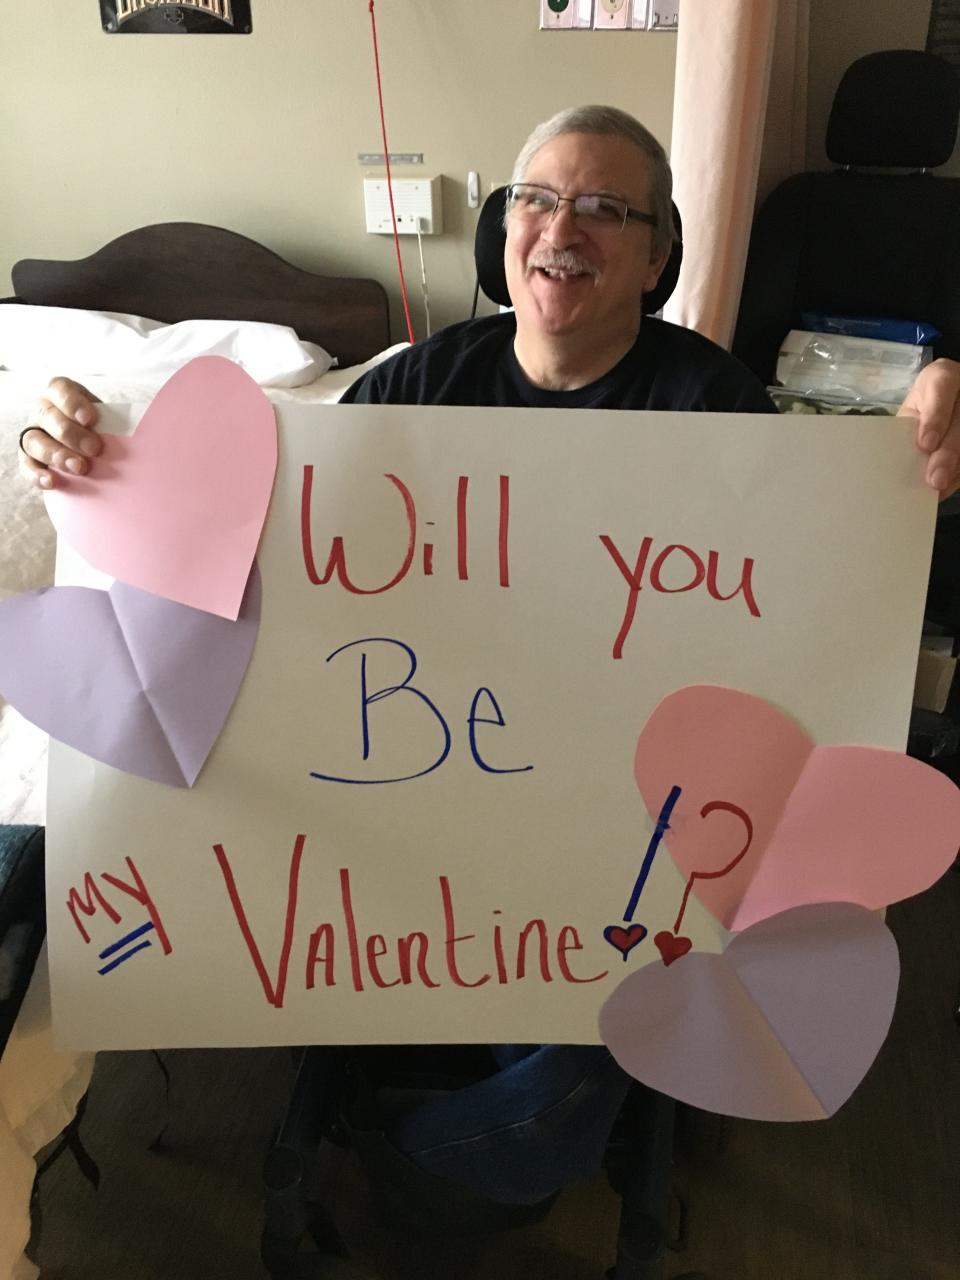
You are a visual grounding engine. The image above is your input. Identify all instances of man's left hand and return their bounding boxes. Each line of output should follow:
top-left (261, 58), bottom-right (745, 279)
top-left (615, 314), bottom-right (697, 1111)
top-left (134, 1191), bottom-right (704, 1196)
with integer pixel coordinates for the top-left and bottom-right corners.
top-left (899, 358), bottom-right (960, 501)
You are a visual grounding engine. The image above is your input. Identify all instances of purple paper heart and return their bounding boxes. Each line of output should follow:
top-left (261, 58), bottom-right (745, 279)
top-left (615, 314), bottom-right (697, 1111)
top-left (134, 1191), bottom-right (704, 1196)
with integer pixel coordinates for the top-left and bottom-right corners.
top-left (598, 902), bottom-right (899, 1121)
top-left (0, 566), bottom-right (261, 787)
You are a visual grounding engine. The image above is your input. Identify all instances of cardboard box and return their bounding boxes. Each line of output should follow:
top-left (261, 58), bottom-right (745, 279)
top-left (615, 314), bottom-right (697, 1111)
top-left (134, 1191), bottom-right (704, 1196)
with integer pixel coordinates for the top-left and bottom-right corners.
top-left (913, 648), bottom-right (959, 714)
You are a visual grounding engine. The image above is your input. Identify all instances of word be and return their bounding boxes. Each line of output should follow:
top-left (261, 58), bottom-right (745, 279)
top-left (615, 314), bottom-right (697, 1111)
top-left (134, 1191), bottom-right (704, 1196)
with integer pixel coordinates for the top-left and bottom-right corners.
top-left (600, 535), bottom-right (761, 659)
top-left (301, 470), bottom-right (511, 592)
top-left (311, 637), bottom-right (533, 784)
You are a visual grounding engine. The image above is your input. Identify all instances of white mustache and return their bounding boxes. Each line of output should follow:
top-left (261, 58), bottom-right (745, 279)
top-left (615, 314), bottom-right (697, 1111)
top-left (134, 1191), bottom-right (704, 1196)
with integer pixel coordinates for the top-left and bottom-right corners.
top-left (527, 250), bottom-right (600, 281)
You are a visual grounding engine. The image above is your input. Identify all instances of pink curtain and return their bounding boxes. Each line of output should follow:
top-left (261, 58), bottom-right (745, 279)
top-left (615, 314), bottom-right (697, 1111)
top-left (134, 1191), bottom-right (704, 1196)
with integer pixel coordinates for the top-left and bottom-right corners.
top-left (663, 0), bottom-right (810, 348)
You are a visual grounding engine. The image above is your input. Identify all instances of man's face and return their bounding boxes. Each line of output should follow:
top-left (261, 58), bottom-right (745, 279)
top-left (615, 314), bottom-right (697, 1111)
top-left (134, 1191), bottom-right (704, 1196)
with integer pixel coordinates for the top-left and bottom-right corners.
top-left (504, 131), bottom-right (669, 345)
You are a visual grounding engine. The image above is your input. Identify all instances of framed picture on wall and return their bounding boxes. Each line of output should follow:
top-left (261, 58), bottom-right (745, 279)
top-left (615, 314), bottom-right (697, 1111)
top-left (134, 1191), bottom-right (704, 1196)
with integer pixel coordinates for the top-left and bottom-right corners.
top-left (540, 0), bottom-right (577, 29)
top-left (99, 1), bottom-right (252, 34)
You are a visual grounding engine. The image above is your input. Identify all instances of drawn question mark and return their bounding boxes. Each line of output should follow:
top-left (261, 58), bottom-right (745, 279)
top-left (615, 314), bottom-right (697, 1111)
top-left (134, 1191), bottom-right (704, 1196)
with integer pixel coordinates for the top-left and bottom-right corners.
top-left (604, 788), bottom-right (754, 965)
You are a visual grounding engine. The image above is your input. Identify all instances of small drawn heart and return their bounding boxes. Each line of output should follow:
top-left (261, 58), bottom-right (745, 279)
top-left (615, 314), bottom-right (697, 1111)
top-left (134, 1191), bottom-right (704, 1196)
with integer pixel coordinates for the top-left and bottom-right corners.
top-left (654, 931), bottom-right (692, 966)
top-left (44, 356), bottom-right (277, 620)
top-left (603, 923), bottom-right (648, 960)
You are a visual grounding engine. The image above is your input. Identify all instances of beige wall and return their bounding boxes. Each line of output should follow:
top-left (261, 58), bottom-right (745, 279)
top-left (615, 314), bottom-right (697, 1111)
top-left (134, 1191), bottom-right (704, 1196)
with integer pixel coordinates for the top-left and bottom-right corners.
top-left (806, 0), bottom-right (959, 176)
top-left (0, 1), bottom-right (677, 343)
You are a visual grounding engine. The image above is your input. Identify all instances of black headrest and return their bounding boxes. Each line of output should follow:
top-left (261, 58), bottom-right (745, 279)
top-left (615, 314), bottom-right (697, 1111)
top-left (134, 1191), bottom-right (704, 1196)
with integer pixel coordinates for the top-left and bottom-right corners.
top-left (826, 50), bottom-right (960, 168)
top-left (474, 185), bottom-right (683, 316)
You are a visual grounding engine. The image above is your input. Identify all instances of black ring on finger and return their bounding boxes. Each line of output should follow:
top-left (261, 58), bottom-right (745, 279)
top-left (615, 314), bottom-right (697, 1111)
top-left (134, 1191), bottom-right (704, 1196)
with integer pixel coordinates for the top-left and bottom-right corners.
top-left (18, 427), bottom-right (37, 456)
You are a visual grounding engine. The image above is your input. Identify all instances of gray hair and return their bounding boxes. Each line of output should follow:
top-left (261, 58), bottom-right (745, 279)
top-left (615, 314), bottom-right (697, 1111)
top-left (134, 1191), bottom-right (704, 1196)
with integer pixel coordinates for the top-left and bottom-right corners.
top-left (509, 105), bottom-right (676, 255)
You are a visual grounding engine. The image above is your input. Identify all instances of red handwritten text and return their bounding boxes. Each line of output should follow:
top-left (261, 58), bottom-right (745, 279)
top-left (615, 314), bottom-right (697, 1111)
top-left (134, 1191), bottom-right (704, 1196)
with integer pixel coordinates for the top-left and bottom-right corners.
top-left (600, 535), bottom-right (761, 659)
top-left (213, 835), bottom-right (608, 1008)
top-left (66, 856), bottom-right (171, 953)
top-left (301, 470), bottom-right (511, 592)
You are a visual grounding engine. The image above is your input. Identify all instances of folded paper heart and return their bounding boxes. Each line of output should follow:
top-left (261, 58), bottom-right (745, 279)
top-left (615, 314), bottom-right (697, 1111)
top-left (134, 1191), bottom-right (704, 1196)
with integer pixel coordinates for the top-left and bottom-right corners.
top-left (599, 902), bottom-right (899, 1121)
top-left (44, 356), bottom-right (278, 620)
top-left (0, 566), bottom-right (261, 787)
top-left (634, 685), bottom-right (960, 931)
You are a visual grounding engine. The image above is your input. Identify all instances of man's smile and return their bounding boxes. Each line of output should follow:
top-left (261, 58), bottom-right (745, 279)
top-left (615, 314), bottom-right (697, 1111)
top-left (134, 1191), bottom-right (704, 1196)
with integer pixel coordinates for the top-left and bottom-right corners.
top-left (527, 249), bottom-right (600, 286)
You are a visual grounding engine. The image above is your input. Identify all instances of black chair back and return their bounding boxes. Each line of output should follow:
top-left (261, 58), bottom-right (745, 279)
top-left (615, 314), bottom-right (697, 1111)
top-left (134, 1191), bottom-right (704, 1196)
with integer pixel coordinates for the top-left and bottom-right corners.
top-left (733, 50), bottom-right (960, 385)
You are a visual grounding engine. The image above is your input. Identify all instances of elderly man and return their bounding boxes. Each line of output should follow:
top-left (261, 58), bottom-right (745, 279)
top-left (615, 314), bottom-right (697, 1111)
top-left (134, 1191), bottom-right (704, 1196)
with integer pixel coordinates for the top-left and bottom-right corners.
top-left (14, 105), bottom-right (960, 1224)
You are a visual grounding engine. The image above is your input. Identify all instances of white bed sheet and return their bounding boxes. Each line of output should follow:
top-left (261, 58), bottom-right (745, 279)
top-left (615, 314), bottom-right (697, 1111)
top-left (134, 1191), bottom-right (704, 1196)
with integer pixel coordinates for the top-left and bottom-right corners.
top-left (0, 344), bottom-right (408, 827)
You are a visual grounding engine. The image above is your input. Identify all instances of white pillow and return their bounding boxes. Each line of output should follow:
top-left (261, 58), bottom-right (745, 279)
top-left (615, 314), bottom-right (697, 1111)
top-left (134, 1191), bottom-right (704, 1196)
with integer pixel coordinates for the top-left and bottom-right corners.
top-left (266, 343), bottom-right (411, 405)
top-left (0, 305), bottom-right (334, 388)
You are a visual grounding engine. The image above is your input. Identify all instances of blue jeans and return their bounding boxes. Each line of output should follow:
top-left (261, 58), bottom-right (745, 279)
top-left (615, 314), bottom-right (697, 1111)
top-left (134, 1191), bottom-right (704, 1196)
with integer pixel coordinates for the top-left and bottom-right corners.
top-left (387, 1045), bottom-right (633, 1205)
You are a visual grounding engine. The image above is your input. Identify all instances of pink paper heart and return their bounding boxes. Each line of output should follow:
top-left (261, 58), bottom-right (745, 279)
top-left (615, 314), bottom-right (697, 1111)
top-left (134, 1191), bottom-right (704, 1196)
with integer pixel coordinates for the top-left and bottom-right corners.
top-left (633, 685), bottom-right (960, 931)
top-left (44, 356), bottom-right (277, 620)
top-left (599, 902), bottom-right (899, 1121)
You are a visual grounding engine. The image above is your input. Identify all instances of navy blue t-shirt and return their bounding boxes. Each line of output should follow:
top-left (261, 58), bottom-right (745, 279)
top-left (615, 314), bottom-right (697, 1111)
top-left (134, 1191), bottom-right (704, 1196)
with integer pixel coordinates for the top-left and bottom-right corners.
top-left (342, 313), bottom-right (775, 414)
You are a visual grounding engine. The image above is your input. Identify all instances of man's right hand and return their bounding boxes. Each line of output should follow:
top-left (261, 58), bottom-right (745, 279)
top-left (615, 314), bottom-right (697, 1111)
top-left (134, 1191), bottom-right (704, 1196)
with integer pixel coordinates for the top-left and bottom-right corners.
top-left (18, 378), bottom-right (102, 490)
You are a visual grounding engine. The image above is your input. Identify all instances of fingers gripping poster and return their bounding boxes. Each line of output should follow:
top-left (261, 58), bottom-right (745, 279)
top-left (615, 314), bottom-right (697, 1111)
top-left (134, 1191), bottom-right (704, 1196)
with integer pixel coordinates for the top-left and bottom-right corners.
top-left (31, 365), bottom-right (960, 1117)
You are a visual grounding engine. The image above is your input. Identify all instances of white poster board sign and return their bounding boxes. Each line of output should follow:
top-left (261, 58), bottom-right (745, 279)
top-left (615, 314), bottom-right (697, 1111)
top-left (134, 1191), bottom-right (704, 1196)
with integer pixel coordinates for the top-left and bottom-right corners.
top-left (46, 404), bottom-right (933, 1049)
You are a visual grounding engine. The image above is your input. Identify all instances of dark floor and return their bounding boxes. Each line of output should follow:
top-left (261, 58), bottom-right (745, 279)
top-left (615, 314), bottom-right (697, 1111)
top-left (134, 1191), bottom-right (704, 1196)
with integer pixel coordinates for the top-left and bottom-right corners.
top-left (28, 865), bottom-right (960, 1280)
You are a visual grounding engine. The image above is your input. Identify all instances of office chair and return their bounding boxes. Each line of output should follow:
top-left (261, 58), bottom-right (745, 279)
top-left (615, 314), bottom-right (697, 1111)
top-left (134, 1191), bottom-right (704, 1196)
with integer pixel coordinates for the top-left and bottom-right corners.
top-left (732, 48), bottom-right (960, 386)
top-left (260, 1043), bottom-right (705, 1280)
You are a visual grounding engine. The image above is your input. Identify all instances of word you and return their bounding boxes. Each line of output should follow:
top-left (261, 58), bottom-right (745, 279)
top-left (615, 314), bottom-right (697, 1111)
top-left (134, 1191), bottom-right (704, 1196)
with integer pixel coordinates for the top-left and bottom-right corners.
top-left (600, 535), bottom-right (761, 659)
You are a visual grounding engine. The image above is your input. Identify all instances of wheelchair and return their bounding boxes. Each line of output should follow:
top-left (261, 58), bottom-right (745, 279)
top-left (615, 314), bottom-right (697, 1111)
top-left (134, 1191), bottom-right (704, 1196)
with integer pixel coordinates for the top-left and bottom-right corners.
top-left (260, 1044), bottom-right (715, 1280)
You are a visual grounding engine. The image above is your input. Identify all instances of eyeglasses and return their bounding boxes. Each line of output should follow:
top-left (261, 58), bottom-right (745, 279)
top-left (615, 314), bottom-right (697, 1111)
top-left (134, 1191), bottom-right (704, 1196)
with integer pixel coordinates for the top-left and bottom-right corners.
top-left (505, 182), bottom-right (657, 233)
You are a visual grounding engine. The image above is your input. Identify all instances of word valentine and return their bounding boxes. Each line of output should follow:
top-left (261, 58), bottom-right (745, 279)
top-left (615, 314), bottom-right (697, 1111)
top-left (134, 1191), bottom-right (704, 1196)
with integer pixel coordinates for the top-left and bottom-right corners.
top-left (214, 835), bottom-right (609, 1008)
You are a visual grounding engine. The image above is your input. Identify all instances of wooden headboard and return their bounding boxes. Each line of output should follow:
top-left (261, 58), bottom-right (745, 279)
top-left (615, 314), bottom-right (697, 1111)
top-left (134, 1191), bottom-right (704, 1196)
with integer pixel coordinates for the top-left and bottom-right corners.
top-left (12, 223), bottom-right (391, 369)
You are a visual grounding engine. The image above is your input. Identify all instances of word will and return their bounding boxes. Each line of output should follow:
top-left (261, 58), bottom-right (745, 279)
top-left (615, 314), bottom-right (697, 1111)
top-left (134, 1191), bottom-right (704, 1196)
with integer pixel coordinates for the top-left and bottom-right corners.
top-left (301, 470), bottom-right (511, 592)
